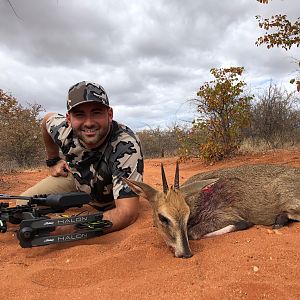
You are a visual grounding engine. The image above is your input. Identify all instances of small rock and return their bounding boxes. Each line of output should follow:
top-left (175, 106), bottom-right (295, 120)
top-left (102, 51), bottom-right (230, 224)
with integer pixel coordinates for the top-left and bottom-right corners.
top-left (253, 266), bottom-right (259, 272)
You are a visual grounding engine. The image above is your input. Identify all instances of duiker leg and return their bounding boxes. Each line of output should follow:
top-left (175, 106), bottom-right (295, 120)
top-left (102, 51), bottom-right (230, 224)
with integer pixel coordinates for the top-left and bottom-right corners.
top-left (287, 212), bottom-right (300, 222)
top-left (273, 213), bottom-right (290, 229)
top-left (189, 220), bottom-right (254, 239)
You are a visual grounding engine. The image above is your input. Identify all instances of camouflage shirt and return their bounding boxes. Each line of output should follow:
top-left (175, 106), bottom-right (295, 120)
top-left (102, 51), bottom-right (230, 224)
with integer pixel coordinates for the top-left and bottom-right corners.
top-left (46, 114), bottom-right (144, 211)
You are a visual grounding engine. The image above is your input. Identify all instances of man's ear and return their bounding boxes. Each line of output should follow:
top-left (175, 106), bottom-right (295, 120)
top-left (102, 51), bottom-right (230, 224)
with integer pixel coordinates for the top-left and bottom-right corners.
top-left (122, 178), bottom-right (159, 204)
top-left (108, 107), bottom-right (113, 122)
top-left (66, 112), bottom-right (71, 127)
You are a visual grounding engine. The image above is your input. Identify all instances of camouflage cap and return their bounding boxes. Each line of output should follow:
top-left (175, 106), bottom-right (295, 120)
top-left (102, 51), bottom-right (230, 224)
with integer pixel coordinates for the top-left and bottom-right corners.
top-left (67, 81), bottom-right (110, 111)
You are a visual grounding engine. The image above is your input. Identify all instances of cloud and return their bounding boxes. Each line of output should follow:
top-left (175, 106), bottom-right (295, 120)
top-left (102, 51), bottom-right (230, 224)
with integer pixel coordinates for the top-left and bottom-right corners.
top-left (0, 0), bottom-right (299, 130)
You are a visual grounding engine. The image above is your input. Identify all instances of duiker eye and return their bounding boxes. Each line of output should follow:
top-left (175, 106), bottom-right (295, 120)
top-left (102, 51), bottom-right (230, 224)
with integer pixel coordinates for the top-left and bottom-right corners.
top-left (158, 213), bottom-right (170, 226)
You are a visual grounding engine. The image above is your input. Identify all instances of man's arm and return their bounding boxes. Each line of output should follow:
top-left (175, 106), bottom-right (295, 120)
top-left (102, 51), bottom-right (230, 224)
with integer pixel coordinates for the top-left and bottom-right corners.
top-left (41, 113), bottom-right (70, 177)
top-left (53, 196), bottom-right (139, 236)
top-left (103, 196), bottom-right (139, 233)
top-left (41, 112), bottom-right (60, 158)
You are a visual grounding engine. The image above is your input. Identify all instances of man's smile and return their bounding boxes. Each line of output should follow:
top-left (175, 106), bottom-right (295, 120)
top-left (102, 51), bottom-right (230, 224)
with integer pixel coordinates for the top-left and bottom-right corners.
top-left (82, 128), bottom-right (98, 132)
top-left (82, 128), bottom-right (98, 136)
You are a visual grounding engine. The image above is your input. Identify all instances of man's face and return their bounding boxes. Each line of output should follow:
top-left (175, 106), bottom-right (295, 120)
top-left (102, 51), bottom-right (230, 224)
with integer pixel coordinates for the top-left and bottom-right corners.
top-left (66, 102), bottom-right (113, 149)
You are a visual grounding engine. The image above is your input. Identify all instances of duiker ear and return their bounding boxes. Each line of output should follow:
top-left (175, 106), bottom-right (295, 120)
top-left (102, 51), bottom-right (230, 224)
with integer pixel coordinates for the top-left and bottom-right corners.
top-left (122, 178), bottom-right (160, 204)
top-left (181, 178), bottom-right (219, 195)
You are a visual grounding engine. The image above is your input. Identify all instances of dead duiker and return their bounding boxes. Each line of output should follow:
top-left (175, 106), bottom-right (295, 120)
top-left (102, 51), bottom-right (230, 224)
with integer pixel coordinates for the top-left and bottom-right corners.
top-left (124, 163), bottom-right (300, 258)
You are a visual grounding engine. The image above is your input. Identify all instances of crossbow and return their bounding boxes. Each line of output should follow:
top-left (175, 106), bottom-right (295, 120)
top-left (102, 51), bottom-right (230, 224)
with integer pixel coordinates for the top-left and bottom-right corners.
top-left (0, 192), bottom-right (112, 248)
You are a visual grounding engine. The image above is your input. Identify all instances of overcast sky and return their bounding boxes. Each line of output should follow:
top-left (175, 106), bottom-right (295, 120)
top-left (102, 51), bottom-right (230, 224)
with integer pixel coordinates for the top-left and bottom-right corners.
top-left (0, 0), bottom-right (299, 130)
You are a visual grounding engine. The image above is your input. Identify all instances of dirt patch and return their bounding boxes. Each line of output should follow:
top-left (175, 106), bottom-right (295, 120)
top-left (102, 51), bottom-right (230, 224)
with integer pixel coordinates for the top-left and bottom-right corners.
top-left (0, 149), bottom-right (300, 299)
top-left (0, 177), bottom-right (11, 190)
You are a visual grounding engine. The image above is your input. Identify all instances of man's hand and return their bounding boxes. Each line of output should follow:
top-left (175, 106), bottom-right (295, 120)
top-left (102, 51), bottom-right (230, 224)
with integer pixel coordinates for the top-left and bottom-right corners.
top-left (42, 113), bottom-right (70, 178)
top-left (49, 159), bottom-right (70, 177)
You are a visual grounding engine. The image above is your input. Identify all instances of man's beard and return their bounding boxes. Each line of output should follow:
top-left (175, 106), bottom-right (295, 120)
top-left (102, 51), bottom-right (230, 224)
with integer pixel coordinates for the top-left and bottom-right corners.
top-left (74, 122), bottom-right (111, 148)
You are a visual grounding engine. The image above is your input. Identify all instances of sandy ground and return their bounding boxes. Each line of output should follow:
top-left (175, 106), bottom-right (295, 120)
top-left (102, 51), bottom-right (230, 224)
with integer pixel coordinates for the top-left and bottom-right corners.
top-left (0, 149), bottom-right (300, 299)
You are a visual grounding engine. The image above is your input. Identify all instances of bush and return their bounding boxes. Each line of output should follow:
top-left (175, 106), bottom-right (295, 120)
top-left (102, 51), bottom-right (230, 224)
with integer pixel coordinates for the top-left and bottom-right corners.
top-left (0, 89), bottom-right (45, 171)
top-left (244, 83), bottom-right (300, 148)
top-left (137, 125), bottom-right (180, 158)
top-left (194, 67), bottom-right (252, 162)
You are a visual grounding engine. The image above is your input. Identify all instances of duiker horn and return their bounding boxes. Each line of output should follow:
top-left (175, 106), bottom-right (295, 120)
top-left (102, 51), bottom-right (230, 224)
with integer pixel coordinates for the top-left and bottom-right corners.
top-left (174, 160), bottom-right (179, 190)
top-left (161, 163), bottom-right (168, 194)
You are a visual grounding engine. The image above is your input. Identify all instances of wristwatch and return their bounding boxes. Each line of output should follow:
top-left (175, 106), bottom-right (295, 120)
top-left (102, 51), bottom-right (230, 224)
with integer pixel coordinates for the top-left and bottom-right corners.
top-left (46, 156), bottom-right (61, 167)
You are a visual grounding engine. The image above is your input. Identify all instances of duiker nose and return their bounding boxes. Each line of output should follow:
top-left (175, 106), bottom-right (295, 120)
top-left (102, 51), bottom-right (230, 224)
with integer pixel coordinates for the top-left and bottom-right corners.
top-left (182, 252), bottom-right (193, 259)
top-left (176, 251), bottom-right (193, 259)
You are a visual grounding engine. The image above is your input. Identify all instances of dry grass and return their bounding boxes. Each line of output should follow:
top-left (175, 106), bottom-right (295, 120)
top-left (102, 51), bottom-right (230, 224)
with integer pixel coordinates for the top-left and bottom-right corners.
top-left (239, 138), bottom-right (300, 155)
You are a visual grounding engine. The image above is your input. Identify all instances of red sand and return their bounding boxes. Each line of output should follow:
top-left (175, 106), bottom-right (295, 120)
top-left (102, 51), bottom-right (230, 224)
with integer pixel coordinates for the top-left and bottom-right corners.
top-left (0, 149), bottom-right (300, 299)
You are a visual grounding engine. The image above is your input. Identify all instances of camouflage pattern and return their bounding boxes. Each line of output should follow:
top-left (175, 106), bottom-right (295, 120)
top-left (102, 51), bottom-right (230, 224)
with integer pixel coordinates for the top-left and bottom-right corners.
top-left (46, 114), bottom-right (144, 211)
top-left (67, 81), bottom-right (109, 111)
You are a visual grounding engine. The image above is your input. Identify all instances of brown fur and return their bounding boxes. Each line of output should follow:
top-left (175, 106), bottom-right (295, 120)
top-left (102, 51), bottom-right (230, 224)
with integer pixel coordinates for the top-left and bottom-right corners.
top-left (123, 164), bottom-right (300, 258)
